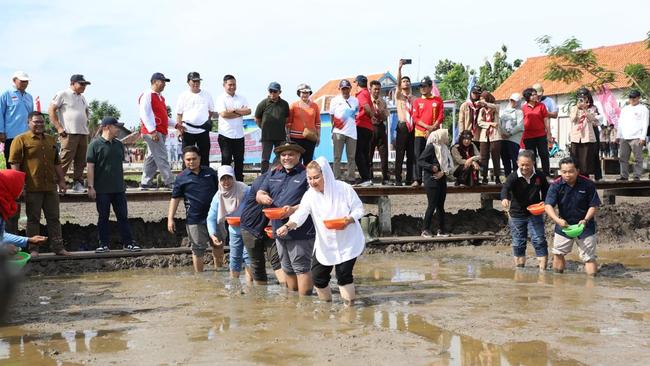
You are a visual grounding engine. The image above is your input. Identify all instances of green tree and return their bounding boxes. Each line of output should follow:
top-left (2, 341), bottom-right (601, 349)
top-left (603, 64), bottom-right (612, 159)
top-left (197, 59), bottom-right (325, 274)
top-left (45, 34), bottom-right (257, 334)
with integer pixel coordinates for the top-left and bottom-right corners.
top-left (435, 60), bottom-right (473, 101)
top-left (536, 34), bottom-right (649, 97)
top-left (88, 100), bottom-right (121, 136)
top-left (477, 45), bottom-right (522, 92)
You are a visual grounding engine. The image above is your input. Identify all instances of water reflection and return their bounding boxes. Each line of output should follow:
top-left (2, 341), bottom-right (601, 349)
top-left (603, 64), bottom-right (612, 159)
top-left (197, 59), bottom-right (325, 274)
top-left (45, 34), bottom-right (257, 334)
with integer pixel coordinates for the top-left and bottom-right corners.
top-left (0, 328), bottom-right (130, 364)
top-left (355, 308), bottom-right (583, 366)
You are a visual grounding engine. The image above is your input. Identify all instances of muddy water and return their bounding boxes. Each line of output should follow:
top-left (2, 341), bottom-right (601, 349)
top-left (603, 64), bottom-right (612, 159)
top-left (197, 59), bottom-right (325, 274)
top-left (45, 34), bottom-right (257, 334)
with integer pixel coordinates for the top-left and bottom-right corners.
top-left (1, 250), bottom-right (649, 365)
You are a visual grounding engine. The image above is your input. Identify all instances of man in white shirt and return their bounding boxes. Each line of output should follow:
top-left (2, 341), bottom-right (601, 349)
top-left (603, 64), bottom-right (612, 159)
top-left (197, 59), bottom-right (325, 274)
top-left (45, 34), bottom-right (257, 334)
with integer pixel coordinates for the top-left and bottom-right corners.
top-left (616, 89), bottom-right (649, 181)
top-left (175, 72), bottom-right (214, 167)
top-left (48, 74), bottom-right (91, 193)
top-left (329, 79), bottom-right (359, 182)
top-left (215, 74), bottom-right (251, 181)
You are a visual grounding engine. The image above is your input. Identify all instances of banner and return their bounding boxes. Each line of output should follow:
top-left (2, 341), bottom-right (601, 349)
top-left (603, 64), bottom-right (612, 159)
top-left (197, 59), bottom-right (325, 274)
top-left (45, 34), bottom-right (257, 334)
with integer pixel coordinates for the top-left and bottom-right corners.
top-left (595, 86), bottom-right (621, 126)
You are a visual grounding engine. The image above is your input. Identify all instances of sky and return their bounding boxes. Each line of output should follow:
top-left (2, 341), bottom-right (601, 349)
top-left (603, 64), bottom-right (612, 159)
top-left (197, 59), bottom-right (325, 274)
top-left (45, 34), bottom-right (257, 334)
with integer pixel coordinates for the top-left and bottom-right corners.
top-left (1, 0), bottom-right (648, 128)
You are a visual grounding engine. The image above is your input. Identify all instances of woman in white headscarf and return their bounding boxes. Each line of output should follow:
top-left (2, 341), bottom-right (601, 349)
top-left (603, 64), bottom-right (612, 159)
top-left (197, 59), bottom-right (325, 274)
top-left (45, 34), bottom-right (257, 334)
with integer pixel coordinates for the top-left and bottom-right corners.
top-left (276, 156), bottom-right (365, 304)
top-left (207, 165), bottom-right (252, 280)
top-left (418, 129), bottom-right (454, 238)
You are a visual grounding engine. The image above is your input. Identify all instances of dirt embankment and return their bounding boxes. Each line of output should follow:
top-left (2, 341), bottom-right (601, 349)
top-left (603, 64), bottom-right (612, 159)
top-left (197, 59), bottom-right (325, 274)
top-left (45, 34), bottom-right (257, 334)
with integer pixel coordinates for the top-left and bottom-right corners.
top-left (19, 202), bottom-right (650, 275)
top-left (381, 202), bottom-right (650, 251)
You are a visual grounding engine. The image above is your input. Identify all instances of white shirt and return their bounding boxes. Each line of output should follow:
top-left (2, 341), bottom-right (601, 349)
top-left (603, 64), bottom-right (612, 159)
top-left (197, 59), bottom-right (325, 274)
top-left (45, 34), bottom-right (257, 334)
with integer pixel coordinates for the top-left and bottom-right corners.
top-left (289, 157), bottom-right (365, 266)
top-left (617, 103), bottom-right (649, 140)
top-left (176, 89), bottom-right (214, 134)
top-left (51, 88), bottom-right (89, 134)
top-left (329, 95), bottom-right (359, 139)
top-left (215, 93), bottom-right (248, 139)
top-left (139, 89), bottom-right (175, 134)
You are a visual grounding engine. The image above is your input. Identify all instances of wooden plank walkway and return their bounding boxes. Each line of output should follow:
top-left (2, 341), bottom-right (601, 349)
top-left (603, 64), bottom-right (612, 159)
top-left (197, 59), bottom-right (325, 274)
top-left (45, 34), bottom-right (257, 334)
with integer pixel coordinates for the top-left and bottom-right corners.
top-left (53, 179), bottom-right (650, 203)
top-left (369, 234), bottom-right (496, 245)
top-left (28, 234), bottom-right (496, 263)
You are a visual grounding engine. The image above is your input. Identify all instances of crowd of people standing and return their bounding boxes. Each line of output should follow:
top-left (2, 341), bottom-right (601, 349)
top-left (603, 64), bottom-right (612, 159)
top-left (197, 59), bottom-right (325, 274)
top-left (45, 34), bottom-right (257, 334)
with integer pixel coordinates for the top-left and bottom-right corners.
top-left (0, 62), bottom-right (648, 286)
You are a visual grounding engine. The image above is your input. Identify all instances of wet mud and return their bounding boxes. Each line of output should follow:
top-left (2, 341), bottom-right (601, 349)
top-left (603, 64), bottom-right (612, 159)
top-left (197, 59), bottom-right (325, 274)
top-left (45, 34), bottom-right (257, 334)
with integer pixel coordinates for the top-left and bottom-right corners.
top-left (2, 251), bottom-right (650, 365)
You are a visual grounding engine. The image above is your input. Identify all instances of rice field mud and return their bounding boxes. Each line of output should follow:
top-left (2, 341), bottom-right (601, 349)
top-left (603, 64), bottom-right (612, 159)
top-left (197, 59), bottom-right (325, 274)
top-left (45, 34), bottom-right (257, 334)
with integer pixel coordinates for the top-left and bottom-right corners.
top-left (1, 194), bottom-right (649, 365)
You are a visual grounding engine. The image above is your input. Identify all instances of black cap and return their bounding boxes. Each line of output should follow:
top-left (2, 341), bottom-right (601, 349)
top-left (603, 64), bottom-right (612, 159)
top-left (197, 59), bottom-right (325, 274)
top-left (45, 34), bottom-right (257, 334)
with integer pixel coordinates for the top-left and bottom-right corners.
top-left (339, 79), bottom-right (352, 89)
top-left (471, 85), bottom-right (482, 94)
top-left (151, 72), bottom-right (170, 82)
top-left (576, 87), bottom-right (590, 97)
top-left (355, 75), bottom-right (368, 84)
top-left (100, 116), bottom-right (124, 127)
top-left (274, 141), bottom-right (306, 154)
top-left (187, 72), bottom-right (202, 82)
top-left (628, 89), bottom-right (641, 98)
top-left (268, 81), bottom-right (281, 91)
top-left (420, 76), bottom-right (433, 87)
top-left (70, 74), bottom-right (91, 85)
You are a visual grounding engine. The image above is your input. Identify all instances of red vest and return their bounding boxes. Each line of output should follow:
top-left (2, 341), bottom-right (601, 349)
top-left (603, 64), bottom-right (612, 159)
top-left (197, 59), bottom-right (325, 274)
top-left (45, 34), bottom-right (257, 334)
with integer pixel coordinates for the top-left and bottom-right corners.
top-left (139, 92), bottom-right (169, 135)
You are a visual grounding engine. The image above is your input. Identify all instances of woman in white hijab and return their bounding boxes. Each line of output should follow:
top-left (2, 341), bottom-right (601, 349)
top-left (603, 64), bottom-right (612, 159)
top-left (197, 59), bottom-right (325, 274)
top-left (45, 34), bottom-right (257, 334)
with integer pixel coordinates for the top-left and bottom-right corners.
top-left (418, 129), bottom-right (454, 238)
top-left (276, 156), bottom-right (365, 304)
top-left (207, 165), bottom-right (252, 280)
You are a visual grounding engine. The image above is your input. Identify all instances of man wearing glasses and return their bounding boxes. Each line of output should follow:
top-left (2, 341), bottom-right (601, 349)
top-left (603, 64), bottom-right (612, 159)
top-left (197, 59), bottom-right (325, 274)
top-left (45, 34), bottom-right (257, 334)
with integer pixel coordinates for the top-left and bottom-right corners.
top-left (255, 82), bottom-right (290, 173)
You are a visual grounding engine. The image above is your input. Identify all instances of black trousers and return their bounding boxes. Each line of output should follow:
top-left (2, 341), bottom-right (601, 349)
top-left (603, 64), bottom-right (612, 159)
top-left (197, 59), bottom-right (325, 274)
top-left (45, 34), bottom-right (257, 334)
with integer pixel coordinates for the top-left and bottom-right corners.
top-left (500, 140), bottom-right (519, 176)
top-left (241, 229), bottom-right (281, 282)
top-left (182, 130), bottom-right (210, 167)
top-left (414, 136), bottom-right (427, 183)
top-left (423, 177), bottom-right (447, 233)
top-left (593, 125), bottom-right (603, 180)
top-left (294, 138), bottom-right (317, 165)
top-left (355, 127), bottom-right (373, 181)
top-left (394, 122), bottom-right (415, 184)
top-left (3, 138), bottom-right (13, 163)
top-left (261, 139), bottom-right (285, 173)
top-left (311, 256), bottom-right (357, 288)
top-left (217, 135), bottom-right (245, 181)
top-left (369, 123), bottom-right (389, 181)
top-left (523, 136), bottom-right (550, 176)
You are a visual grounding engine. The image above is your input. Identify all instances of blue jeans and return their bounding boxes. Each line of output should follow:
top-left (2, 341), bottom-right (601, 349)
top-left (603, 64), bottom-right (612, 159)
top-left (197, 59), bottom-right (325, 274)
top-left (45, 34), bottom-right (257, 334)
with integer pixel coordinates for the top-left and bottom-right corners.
top-left (509, 215), bottom-right (547, 257)
top-left (228, 226), bottom-right (251, 272)
top-left (96, 192), bottom-right (133, 246)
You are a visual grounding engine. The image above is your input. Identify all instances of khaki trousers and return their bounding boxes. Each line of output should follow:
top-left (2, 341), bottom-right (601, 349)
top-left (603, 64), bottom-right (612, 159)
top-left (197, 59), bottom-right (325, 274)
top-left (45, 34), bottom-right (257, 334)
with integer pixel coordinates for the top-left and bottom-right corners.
top-left (60, 134), bottom-right (88, 183)
top-left (332, 133), bottom-right (357, 182)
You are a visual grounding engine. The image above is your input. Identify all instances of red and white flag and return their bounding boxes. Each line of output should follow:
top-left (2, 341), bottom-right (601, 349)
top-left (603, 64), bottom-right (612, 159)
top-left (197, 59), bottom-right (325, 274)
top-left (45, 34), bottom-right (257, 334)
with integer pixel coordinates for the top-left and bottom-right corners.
top-left (35, 96), bottom-right (41, 112)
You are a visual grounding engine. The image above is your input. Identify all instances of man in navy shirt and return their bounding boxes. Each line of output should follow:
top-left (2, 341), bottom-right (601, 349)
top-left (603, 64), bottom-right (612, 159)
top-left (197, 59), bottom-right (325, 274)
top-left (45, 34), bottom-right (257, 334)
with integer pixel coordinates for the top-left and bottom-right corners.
top-left (167, 146), bottom-right (219, 272)
top-left (545, 157), bottom-right (601, 275)
top-left (256, 141), bottom-right (315, 295)
top-left (240, 165), bottom-right (284, 285)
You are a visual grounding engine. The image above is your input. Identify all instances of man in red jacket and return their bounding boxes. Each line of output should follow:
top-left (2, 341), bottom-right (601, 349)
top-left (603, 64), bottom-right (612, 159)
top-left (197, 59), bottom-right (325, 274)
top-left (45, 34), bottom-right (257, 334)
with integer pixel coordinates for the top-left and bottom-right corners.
top-left (412, 76), bottom-right (444, 186)
top-left (139, 73), bottom-right (176, 189)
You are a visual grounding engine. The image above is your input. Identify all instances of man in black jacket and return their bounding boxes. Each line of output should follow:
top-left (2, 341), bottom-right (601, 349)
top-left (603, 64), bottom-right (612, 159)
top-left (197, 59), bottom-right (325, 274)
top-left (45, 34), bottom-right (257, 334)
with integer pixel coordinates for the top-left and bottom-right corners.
top-left (500, 150), bottom-right (550, 269)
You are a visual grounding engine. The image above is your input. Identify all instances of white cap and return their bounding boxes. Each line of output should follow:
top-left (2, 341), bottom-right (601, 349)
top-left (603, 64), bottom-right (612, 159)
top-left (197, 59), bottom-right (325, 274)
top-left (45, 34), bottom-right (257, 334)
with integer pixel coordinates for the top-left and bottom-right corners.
top-left (217, 165), bottom-right (235, 180)
top-left (12, 71), bottom-right (30, 81)
top-left (509, 92), bottom-right (522, 102)
top-left (532, 83), bottom-right (543, 94)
